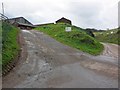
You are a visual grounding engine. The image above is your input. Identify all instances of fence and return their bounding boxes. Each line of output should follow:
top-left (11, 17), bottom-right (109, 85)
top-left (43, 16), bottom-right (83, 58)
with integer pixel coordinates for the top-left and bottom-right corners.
top-left (0, 13), bottom-right (9, 23)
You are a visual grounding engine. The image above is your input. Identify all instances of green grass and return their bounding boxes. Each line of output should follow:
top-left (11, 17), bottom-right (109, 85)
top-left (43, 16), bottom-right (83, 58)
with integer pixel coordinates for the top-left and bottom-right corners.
top-left (94, 28), bottom-right (119, 45)
top-left (0, 21), bottom-right (2, 72)
top-left (35, 23), bottom-right (103, 55)
top-left (2, 22), bottom-right (20, 68)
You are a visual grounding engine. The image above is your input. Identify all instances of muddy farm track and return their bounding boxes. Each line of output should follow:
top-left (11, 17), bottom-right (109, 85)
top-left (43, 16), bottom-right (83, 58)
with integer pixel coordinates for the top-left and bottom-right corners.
top-left (2, 30), bottom-right (118, 88)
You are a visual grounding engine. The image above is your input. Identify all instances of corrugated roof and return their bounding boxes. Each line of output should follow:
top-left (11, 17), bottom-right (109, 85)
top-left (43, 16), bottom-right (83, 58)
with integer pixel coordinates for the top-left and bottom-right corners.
top-left (8, 17), bottom-right (33, 25)
top-left (17, 22), bottom-right (35, 27)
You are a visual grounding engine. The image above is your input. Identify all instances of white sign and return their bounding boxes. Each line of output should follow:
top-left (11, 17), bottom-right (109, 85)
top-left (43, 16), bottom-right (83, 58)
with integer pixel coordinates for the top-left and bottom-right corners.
top-left (65, 27), bottom-right (71, 32)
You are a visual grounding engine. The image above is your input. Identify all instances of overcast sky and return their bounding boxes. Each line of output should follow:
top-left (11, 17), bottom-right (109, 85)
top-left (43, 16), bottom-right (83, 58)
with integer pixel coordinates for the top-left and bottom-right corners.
top-left (0, 0), bottom-right (119, 30)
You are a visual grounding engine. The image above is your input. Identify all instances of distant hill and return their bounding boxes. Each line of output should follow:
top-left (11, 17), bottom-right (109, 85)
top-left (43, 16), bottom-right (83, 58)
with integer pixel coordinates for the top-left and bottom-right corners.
top-left (94, 28), bottom-right (119, 45)
top-left (35, 23), bottom-right (103, 55)
top-left (85, 28), bottom-right (105, 32)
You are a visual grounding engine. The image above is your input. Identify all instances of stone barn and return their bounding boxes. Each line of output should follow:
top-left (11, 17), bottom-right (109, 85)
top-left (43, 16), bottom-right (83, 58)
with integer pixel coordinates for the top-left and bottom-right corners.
top-left (56, 17), bottom-right (72, 25)
top-left (8, 17), bottom-right (35, 30)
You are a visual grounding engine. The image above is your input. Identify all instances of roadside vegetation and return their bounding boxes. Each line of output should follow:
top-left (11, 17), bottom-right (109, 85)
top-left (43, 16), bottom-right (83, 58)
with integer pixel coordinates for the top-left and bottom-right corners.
top-left (94, 28), bottom-right (120, 45)
top-left (0, 21), bottom-right (2, 72)
top-left (35, 23), bottom-right (103, 55)
top-left (2, 22), bottom-right (20, 69)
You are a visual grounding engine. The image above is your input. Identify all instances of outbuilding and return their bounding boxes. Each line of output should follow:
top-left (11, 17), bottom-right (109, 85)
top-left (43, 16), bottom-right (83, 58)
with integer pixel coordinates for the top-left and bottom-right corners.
top-left (56, 17), bottom-right (72, 25)
top-left (8, 17), bottom-right (35, 30)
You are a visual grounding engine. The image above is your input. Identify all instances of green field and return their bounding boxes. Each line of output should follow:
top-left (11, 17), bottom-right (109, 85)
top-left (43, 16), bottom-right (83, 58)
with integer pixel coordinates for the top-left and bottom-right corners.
top-left (35, 23), bottom-right (103, 55)
top-left (94, 28), bottom-right (119, 45)
top-left (2, 22), bottom-right (20, 69)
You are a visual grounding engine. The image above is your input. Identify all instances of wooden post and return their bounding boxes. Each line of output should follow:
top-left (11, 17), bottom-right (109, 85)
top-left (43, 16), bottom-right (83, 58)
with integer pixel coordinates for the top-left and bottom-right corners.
top-left (2, 2), bottom-right (4, 15)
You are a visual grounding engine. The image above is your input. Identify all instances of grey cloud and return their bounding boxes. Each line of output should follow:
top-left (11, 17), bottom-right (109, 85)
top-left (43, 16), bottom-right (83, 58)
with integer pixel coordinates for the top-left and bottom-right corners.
top-left (0, 0), bottom-right (119, 30)
top-left (66, 1), bottom-right (104, 28)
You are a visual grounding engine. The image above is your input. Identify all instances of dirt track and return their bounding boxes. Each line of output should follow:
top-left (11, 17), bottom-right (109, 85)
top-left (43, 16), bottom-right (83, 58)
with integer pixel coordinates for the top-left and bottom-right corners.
top-left (102, 43), bottom-right (118, 59)
top-left (2, 30), bottom-right (118, 88)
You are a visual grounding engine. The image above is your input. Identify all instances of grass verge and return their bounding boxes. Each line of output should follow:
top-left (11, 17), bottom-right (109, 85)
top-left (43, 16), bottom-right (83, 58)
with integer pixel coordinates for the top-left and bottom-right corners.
top-left (2, 22), bottom-right (20, 69)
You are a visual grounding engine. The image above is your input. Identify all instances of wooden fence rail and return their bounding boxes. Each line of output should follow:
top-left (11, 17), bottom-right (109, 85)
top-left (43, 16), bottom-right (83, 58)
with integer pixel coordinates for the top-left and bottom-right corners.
top-left (0, 13), bottom-right (9, 23)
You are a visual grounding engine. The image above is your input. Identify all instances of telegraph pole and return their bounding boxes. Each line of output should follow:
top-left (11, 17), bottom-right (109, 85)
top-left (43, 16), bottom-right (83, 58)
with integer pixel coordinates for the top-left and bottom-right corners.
top-left (2, 2), bottom-right (4, 15)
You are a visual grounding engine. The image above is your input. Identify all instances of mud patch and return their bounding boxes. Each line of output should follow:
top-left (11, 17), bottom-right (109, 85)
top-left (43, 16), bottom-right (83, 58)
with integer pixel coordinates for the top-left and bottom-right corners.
top-left (45, 67), bottom-right (72, 88)
top-left (80, 60), bottom-right (118, 79)
top-left (102, 43), bottom-right (118, 59)
top-left (46, 75), bottom-right (72, 88)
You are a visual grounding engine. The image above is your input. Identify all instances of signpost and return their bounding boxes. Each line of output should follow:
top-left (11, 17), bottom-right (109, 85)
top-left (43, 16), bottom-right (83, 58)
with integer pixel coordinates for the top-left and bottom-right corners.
top-left (65, 27), bottom-right (71, 32)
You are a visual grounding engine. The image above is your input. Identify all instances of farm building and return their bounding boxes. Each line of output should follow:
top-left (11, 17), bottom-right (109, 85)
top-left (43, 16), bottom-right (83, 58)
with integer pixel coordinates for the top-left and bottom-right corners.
top-left (56, 17), bottom-right (72, 25)
top-left (35, 23), bottom-right (54, 27)
top-left (8, 17), bottom-right (35, 29)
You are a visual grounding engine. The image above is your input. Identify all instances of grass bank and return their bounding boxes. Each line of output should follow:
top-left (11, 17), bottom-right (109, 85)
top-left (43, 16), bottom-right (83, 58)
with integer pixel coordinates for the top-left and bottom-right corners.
top-left (0, 21), bottom-right (2, 72)
top-left (35, 23), bottom-right (103, 55)
top-left (94, 28), bottom-right (120, 45)
top-left (2, 22), bottom-right (20, 69)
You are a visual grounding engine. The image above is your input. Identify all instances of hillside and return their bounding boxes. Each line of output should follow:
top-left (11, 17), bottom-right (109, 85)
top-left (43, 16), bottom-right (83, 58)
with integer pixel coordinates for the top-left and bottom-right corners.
top-left (2, 22), bottom-right (20, 70)
top-left (94, 28), bottom-right (119, 45)
top-left (35, 23), bottom-right (103, 55)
